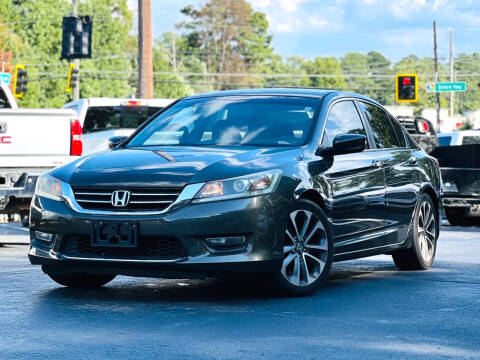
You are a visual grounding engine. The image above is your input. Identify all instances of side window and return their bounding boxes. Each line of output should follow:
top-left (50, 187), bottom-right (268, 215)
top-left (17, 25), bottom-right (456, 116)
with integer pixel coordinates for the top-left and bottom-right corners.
top-left (324, 100), bottom-right (368, 148)
top-left (358, 102), bottom-right (401, 149)
top-left (389, 116), bottom-right (407, 148)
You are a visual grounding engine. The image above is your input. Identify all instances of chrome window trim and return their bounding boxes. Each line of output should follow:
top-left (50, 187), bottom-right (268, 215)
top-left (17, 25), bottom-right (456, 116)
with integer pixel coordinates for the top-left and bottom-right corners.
top-left (60, 182), bottom-right (205, 216)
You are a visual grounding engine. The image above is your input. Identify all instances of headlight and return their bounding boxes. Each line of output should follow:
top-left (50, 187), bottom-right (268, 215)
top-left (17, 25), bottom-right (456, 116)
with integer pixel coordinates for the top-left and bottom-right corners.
top-left (193, 170), bottom-right (282, 203)
top-left (35, 174), bottom-right (65, 201)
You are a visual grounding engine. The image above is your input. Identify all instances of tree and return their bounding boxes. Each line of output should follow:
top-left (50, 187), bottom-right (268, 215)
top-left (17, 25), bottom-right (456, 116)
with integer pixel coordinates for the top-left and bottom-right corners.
top-left (302, 57), bottom-right (346, 89)
top-left (152, 39), bottom-right (193, 98)
top-left (179, 0), bottom-right (273, 90)
top-left (0, 0), bottom-right (135, 108)
top-left (454, 53), bottom-right (480, 112)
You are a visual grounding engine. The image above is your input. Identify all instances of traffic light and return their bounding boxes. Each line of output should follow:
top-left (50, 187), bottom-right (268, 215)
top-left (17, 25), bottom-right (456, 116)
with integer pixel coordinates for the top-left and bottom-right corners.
top-left (66, 63), bottom-right (79, 93)
top-left (13, 65), bottom-right (27, 98)
top-left (61, 16), bottom-right (92, 60)
top-left (396, 74), bottom-right (418, 103)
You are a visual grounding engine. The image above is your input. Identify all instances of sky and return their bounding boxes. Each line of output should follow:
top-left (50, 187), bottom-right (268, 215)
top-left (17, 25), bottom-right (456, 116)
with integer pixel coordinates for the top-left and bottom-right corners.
top-left (129, 0), bottom-right (480, 62)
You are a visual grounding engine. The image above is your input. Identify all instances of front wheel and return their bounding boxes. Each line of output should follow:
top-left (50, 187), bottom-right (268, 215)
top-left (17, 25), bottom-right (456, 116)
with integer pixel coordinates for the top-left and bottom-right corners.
top-left (393, 194), bottom-right (438, 270)
top-left (46, 273), bottom-right (116, 288)
top-left (273, 199), bottom-right (333, 296)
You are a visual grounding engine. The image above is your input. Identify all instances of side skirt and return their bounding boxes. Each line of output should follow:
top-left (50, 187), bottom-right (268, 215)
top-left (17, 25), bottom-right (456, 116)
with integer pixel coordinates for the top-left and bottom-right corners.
top-left (333, 241), bottom-right (408, 262)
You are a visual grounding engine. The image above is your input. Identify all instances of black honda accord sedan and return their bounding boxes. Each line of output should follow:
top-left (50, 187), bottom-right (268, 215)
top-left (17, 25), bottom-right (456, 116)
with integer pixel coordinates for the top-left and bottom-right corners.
top-left (29, 88), bottom-right (441, 296)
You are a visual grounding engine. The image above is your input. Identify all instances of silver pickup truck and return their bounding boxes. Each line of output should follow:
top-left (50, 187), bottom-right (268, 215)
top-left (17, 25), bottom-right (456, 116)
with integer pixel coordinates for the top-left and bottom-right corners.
top-left (0, 83), bottom-right (81, 225)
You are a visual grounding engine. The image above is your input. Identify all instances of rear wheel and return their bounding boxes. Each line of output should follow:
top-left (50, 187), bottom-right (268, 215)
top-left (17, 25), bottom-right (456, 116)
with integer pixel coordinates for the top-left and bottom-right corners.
top-left (46, 273), bottom-right (116, 288)
top-left (393, 194), bottom-right (437, 270)
top-left (273, 199), bottom-right (333, 296)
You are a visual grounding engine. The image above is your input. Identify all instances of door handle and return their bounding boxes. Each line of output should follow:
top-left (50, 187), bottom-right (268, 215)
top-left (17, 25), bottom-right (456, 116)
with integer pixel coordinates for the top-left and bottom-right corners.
top-left (407, 157), bottom-right (418, 165)
top-left (372, 160), bottom-right (383, 167)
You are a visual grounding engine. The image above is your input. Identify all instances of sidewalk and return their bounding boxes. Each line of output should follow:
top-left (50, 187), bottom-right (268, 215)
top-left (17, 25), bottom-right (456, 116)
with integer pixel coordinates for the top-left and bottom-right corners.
top-left (0, 223), bottom-right (30, 245)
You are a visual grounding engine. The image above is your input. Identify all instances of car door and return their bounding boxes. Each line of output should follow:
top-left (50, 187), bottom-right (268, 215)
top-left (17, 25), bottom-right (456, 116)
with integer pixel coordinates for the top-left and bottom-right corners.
top-left (357, 101), bottom-right (418, 245)
top-left (322, 100), bottom-right (387, 255)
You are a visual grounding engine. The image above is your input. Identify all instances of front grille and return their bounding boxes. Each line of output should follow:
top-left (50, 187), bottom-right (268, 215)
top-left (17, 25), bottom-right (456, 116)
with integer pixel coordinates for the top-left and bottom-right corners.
top-left (398, 119), bottom-right (417, 134)
top-left (72, 187), bottom-right (183, 212)
top-left (61, 235), bottom-right (186, 260)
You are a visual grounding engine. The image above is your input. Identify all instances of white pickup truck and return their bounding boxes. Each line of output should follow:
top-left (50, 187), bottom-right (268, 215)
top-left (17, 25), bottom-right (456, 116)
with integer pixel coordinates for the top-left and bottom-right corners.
top-left (0, 83), bottom-right (82, 225)
top-left (63, 97), bottom-right (174, 154)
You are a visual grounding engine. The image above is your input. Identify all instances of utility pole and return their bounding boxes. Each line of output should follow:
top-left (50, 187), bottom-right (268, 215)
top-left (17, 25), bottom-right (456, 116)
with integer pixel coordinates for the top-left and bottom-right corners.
top-left (72, 0), bottom-right (80, 101)
top-left (433, 21), bottom-right (440, 131)
top-left (138, 0), bottom-right (153, 98)
top-left (449, 28), bottom-right (454, 117)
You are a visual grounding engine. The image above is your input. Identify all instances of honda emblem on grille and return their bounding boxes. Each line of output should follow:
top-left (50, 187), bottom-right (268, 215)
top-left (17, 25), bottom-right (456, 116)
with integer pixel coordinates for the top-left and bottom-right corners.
top-left (111, 190), bottom-right (131, 207)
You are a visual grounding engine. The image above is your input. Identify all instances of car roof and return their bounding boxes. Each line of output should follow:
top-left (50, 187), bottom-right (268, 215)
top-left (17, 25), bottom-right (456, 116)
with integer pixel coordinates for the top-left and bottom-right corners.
top-left (183, 88), bottom-right (345, 99)
top-left (183, 88), bottom-right (382, 106)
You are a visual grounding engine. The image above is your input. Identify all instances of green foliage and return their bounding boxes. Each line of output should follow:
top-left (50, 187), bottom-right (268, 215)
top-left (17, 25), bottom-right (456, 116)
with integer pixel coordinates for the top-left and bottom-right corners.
top-left (179, 0), bottom-right (273, 89)
top-left (455, 53), bottom-right (480, 112)
top-left (0, 0), bottom-right (479, 114)
top-left (395, 55), bottom-right (449, 112)
top-left (77, 0), bottom-right (135, 99)
top-left (0, 0), bottom-right (135, 108)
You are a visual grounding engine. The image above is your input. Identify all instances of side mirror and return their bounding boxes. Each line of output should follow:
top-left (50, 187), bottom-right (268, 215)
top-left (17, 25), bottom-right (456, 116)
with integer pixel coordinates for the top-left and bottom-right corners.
top-left (332, 134), bottom-right (366, 155)
top-left (108, 136), bottom-right (127, 150)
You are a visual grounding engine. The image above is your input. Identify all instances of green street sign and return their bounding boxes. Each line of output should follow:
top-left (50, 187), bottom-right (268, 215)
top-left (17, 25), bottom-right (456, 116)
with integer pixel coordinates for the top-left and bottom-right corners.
top-left (426, 81), bottom-right (466, 92)
top-left (0, 72), bottom-right (10, 85)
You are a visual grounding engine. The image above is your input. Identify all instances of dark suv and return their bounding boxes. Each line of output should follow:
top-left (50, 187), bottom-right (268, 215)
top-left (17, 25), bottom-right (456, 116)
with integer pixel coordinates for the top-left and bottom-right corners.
top-left (29, 89), bottom-right (441, 296)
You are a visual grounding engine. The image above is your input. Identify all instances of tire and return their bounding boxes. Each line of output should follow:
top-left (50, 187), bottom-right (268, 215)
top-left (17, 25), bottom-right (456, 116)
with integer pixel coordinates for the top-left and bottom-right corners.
top-left (445, 208), bottom-right (476, 227)
top-left (20, 212), bottom-right (29, 227)
top-left (273, 199), bottom-right (333, 297)
top-left (46, 273), bottom-right (116, 288)
top-left (393, 194), bottom-right (438, 270)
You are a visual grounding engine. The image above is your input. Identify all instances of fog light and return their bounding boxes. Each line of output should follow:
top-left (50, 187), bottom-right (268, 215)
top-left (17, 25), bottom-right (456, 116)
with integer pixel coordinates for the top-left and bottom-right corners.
top-left (35, 231), bottom-right (54, 242)
top-left (206, 236), bottom-right (246, 246)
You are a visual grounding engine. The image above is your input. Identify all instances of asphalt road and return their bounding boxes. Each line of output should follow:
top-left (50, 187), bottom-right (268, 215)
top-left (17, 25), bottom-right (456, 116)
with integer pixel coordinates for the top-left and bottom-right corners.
top-left (1, 223), bottom-right (479, 360)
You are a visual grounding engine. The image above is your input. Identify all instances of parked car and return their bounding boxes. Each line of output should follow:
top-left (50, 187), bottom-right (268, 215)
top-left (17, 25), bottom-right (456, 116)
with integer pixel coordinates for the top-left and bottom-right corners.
top-left (29, 89), bottom-right (441, 296)
top-left (397, 115), bottom-right (437, 154)
top-left (0, 83), bottom-right (81, 226)
top-left (437, 130), bottom-right (480, 147)
top-left (0, 82), bottom-right (18, 109)
top-left (63, 98), bottom-right (174, 154)
top-left (432, 133), bottom-right (480, 225)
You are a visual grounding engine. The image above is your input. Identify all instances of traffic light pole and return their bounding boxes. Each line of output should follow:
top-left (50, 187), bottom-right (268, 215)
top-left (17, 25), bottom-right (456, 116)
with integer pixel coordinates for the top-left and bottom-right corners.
top-left (72, 0), bottom-right (80, 101)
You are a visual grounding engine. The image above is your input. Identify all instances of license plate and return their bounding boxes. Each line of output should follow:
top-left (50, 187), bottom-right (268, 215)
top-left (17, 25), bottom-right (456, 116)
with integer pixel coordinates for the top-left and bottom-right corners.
top-left (91, 220), bottom-right (138, 248)
top-left (468, 205), bottom-right (480, 215)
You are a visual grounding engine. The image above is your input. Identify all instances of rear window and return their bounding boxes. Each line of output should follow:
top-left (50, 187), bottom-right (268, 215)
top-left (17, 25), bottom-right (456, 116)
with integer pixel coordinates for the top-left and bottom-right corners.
top-left (83, 106), bottom-right (162, 134)
top-left (462, 136), bottom-right (480, 145)
top-left (438, 136), bottom-right (452, 146)
top-left (0, 88), bottom-right (11, 108)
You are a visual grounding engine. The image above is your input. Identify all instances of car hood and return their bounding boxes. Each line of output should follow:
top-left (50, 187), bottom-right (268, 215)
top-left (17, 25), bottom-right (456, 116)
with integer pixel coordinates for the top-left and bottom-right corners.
top-left (52, 146), bottom-right (302, 188)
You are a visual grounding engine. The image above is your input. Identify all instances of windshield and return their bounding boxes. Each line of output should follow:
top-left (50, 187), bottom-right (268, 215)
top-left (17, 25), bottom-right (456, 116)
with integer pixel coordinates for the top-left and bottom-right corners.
top-left (127, 96), bottom-right (320, 147)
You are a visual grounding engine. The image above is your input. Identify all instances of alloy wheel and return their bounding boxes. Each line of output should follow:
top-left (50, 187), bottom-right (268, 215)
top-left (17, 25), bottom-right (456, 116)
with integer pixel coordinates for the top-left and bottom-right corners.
top-left (418, 200), bottom-right (436, 263)
top-left (281, 210), bottom-right (329, 287)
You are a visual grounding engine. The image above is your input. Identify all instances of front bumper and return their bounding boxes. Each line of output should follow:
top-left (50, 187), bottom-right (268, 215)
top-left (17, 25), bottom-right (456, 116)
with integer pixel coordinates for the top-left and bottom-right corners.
top-left (0, 172), bottom-right (40, 212)
top-left (29, 193), bottom-right (289, 277)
